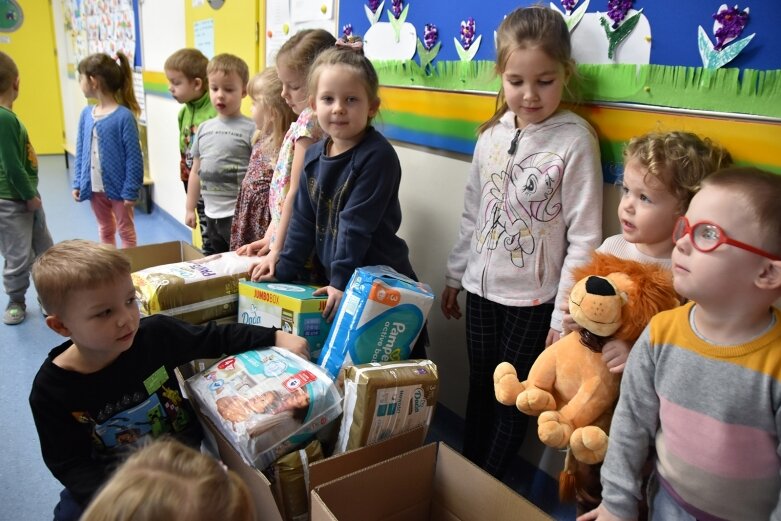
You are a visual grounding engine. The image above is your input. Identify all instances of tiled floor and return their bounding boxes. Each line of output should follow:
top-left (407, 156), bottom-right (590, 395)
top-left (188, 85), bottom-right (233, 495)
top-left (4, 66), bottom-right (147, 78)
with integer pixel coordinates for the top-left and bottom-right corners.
top-left (0, 155), bottom-right (575, 520)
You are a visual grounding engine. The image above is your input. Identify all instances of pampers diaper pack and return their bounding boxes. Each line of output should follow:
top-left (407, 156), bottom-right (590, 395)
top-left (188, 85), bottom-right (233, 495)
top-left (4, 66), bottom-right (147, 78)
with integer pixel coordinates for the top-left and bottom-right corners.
top-left (187, 347), bottom-right (342, 470)
top-left (318, 266), bottom-right (434, 378)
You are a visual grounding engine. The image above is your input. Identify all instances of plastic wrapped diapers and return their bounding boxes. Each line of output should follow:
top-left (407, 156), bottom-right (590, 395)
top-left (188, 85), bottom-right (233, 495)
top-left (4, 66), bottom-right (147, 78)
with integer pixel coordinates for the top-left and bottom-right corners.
top-left (187, 347), bottom-right (342, 469)
top-left (132, 251), bottom-right (257, 324)
top-left (318, 265), bottom-right (434, 378)
top-left (336, 359), bottom-right (439, 453)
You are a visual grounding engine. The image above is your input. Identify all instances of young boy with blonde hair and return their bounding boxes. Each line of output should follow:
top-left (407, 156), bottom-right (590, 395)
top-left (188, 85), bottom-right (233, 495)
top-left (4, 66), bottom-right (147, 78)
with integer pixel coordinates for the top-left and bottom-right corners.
top-left (185, 53), bottom-right (254, 253)
top-left (580, 167), bottom-right (781, 520)
top-left (0, 51), bottom-right (53, 324)
top-left (164, 48), bottom-right (216, 253)
top-left (29, 239), bottom-right (308, 521)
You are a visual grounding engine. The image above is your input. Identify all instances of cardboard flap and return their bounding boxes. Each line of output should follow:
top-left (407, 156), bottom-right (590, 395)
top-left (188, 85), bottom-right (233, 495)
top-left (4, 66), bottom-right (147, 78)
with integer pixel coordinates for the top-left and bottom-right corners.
top-left (312, 443), bottom-right (438, 521)
top-left (308, 425), bottom-right (427, 492)
top-left (123, 241), bottom-right (203, 271)
top-left (430, 444), bottom-right (552, 521)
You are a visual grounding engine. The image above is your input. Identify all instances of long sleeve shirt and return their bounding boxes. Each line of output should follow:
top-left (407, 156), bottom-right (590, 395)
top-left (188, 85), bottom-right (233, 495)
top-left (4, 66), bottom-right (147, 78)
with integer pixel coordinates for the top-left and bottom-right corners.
top-left (0, 106), bottom-right (38, 200)
top-left (601, 302), bottom-right (781, 520)
top-left (445, 110), bottom-right (602, 331)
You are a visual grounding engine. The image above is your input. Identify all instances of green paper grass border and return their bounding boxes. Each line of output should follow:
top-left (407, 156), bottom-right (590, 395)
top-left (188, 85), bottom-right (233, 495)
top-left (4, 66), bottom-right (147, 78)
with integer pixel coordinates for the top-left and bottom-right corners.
top-left (373, 60), bottom-right (781, 119)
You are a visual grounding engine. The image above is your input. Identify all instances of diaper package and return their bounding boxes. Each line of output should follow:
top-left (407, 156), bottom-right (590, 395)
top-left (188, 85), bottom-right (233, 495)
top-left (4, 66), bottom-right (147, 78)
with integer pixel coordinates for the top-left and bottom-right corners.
top-left (317, 266), bottom-right (434, 378)
top-left (186, 347), bottom-right (342, 470)
top-left (336, 359), bottom-right (439, 454)
top-left (132, 251), bottom-right (257, 324)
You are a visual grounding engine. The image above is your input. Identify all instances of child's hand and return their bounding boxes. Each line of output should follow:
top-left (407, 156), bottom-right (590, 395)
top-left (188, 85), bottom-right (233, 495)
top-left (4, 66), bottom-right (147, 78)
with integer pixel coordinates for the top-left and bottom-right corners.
top-left (26, 196), bottom-right (42, 211)
top-left (545, 328), bottom-right (561, 347)
top-left (314, 285), bottom-right (344, 322)
top-left (576, 503), bottom-right (635, 521)
top-left (185, 209), bottom-right (196, 229)
top-left (273, 330), bottom-right (310, 360)
top-left (440, 286), bottom-right (462, 320)
top-left (252, 250), bottom-right (279, 281)
top-left (560, 300), bottom-right (581, 336)
top-left (72, 189), bottom-right (80, 202)
top-left (237, 237), bottom-right (269, 257)
top-left (123, 200), bottom-right (135, 208)
top-left (601, 339), bottom-right (631, 374)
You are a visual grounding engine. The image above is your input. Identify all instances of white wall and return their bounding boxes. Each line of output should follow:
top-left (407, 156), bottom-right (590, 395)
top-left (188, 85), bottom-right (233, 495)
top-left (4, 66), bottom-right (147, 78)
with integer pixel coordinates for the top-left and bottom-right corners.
top-left (51, 0), bottom-right (87, 154)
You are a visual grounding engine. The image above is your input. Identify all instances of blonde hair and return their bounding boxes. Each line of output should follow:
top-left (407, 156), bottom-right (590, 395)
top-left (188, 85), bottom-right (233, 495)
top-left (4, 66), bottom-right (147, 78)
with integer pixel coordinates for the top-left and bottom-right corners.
top-left (0, 51), bottom-right (18, 94)
top-left (276, 29), bottom-right (336, 81)
top-left (701, 167), bottom-right (781, 254)
top-left (478, 6), bottom-right (574, 135)
top-left (624, 131), bottom-right (733, 211)
top-left (307, 47), bottom-right (380, 124)
top-left (207, 53), bottom-right (249, 88)
top-left (81, 439), bottom-right (254, 521)
top-left (248, 67), bottom-right (296, 150)
top-left (78, 52), bottom-right (140, 117)
top-left (164, 48), bottom-right (209, 85)
top-left (32, 239), bottom-right (131, 316)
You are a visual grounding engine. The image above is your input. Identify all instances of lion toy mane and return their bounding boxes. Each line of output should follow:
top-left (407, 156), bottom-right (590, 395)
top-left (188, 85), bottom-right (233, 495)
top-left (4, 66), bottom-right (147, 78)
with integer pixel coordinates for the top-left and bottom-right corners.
top-left (493, 253), bottom-right (679, 468)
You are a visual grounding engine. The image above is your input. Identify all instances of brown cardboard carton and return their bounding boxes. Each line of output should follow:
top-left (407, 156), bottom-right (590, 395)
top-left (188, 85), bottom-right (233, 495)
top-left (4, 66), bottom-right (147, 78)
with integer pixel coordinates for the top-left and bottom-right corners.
top-left (176, 363), bottom-right (427, 521)
top-left (122, 241), bottom-right (203, 271)
top-left (311, 443), bottom-right (554, 521)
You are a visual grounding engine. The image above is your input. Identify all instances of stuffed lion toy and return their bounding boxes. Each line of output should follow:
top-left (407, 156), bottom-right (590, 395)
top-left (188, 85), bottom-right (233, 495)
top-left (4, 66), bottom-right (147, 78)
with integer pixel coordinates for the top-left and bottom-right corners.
top-left (493, 253), bottom-right (679, 468)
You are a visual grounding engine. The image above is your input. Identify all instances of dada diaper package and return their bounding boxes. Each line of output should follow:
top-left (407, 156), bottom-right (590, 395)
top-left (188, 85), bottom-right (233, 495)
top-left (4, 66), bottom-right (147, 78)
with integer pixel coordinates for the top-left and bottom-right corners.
top-left (336, 359), bottom-right (439, 454)
top-left (132, 251), bottom-right (257, 324)
top-left (317, 265), bottom-right (434, 378)
top-left (186, 347), bottom-right (342, 470)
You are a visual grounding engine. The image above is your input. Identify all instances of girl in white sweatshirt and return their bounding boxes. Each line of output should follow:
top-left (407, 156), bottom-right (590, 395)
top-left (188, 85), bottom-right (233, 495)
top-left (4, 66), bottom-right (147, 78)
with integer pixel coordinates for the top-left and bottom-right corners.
top-left (441, 6), bottom-right (603, 478)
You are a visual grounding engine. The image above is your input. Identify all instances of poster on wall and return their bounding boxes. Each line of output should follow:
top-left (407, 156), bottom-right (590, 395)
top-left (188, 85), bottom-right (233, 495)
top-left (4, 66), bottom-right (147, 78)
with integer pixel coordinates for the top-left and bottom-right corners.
top-left (265, 0), bottom-right (337, 66)
top-left (61, 0), bottom-right (139, 69)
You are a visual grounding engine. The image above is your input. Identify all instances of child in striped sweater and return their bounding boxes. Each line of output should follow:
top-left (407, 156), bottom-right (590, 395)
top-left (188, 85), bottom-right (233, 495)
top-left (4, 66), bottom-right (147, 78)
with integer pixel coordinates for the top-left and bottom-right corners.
top-left (580, 167), bottom-right (781, 520)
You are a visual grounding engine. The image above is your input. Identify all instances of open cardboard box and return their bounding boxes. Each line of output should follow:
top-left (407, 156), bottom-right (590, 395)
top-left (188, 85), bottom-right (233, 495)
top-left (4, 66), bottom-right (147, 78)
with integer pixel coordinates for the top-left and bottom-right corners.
top-left (311, 442), bottom-right (554, 521)
top-left (122, 240), bottom-right (203, 271)
top-left (177, 362), bottom-right (427, 521)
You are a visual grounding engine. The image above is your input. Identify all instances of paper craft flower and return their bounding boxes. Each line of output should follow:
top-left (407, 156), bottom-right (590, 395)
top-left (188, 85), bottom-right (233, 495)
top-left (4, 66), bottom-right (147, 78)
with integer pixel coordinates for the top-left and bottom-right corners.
top-left (599, 0), bottom-right (643, 59)
top-left (698, 4), bottom-right (754, 69)
top-left (606, 0), bottom-right (632, 28)
top-left (342, 24), bottom-right (353, 38)
top-left (386, 0), bottom-right (409, 42)
top-left (454, 17), bottom-right (482, 62)
top-left (416, 23), bottom-right (441, 72)
top-left (550, 0), bottom-right (590, 31)
top-left (364, 0), bottom-right (385, 25)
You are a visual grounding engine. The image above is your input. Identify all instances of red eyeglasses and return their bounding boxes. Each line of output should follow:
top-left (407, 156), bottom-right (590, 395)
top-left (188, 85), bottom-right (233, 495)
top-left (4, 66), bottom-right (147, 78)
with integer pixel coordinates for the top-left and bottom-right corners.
top-left (672, 216), bottom-right (781, 261)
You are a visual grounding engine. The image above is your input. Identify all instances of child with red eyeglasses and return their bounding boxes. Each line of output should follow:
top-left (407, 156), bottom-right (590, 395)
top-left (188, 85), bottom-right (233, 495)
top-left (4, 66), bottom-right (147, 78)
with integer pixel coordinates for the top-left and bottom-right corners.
top-left (579, 167), bottom-right (781, 521)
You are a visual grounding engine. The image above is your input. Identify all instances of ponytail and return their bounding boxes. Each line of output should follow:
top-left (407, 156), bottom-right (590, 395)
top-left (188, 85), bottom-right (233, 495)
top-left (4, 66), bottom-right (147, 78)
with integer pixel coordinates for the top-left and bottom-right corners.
top-left (116, 52), bottom-right (140, 117)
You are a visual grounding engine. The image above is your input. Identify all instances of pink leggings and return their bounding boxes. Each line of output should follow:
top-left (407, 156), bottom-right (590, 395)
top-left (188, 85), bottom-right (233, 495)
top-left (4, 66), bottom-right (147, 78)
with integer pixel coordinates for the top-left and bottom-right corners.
top-left (89, 192), bottom-right (137, 248)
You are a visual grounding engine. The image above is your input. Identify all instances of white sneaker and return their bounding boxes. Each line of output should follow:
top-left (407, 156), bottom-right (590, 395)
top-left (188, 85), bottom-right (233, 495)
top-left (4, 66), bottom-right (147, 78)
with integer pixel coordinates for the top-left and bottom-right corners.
top-left (3, 301), bottom-right (26, 325)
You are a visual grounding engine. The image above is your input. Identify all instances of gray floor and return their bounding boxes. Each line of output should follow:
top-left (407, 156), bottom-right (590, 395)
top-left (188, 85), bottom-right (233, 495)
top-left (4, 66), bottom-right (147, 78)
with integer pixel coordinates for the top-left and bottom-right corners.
top-left (0, 155), bottom-right (573, 520)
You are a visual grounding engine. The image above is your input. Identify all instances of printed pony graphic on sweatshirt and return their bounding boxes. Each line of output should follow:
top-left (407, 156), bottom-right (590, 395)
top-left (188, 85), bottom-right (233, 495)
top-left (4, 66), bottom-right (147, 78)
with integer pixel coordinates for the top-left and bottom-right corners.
top-left (475, 151), bottom-right (563, 268)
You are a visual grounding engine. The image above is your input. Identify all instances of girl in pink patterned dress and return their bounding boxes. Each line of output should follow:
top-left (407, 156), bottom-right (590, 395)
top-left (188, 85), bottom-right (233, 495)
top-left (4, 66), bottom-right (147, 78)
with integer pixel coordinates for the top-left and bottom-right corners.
top-left (230, 68), bottom-right (296, 250)
top-left (235, 30), bottom-right (335, 279)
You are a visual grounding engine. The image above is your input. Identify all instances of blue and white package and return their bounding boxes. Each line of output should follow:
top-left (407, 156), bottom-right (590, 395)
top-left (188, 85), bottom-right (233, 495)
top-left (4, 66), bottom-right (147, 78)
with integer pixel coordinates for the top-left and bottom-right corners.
top-left (317, 266), bottom-right (434, 378)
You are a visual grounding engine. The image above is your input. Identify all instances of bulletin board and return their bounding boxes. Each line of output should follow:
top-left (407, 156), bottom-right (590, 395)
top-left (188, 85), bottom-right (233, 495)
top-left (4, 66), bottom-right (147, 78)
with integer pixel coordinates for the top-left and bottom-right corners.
top-left (337, 0), bottom-right (781, 177)
top-left (264, 0), bottom-right (338, 67)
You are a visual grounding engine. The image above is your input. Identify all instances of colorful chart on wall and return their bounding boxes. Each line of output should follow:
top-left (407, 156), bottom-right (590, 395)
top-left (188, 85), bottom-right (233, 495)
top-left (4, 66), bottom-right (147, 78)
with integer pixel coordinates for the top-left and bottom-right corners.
top-left (338, 0), bottom-right (780, 118)
top-left (61, 0), bottom-right (142, 69)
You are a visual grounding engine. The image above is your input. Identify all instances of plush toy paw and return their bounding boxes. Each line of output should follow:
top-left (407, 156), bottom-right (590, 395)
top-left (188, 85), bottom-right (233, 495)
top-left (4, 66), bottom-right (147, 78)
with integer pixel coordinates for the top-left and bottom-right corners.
top-left (570, 426), bottom-right (608, 464)
top-left (516, 388), bottom-right (556, 415)
top-left (493, 362), bottom-right (525, 406)
top-left (537, 410), bottom-right (573, 448)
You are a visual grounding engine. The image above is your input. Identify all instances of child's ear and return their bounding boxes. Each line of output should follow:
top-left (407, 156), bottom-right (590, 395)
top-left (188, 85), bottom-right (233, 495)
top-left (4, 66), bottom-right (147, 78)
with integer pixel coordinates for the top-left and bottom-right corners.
top-left (756, 260), bottom-right (781, 291)
top-left (309, 95), bottom-right (316, 111)
top-left (368, 98), bottom-right (380, 118)
top-left (193, 77), bottom-right (203, 92)
top-left (45, 315), bottom-right (71, 337)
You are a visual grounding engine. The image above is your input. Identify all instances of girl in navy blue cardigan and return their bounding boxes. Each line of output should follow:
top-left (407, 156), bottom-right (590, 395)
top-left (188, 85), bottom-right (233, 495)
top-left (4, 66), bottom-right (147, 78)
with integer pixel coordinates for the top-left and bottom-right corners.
top-left (73, 52), bottom-right (142, 248)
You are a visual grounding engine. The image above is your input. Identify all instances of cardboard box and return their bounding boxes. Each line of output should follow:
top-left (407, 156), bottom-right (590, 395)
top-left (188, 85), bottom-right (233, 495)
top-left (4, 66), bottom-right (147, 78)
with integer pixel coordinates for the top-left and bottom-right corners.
top-left (311, 443), bottom-right (554, 521)
top-left (177, 363), bottom-right (426, 521)
top-left (238, 281), bottom-right (332, 360)
top-left (123, 241), bottom-right (203, 271)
